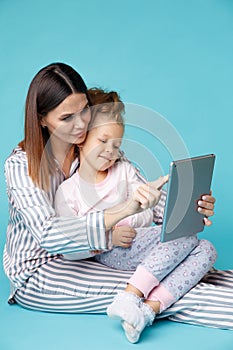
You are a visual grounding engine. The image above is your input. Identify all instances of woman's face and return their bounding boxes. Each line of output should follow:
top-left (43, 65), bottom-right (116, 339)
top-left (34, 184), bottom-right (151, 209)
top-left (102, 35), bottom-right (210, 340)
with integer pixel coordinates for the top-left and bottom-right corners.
top-left (42, 93), bottom-right (91, 145)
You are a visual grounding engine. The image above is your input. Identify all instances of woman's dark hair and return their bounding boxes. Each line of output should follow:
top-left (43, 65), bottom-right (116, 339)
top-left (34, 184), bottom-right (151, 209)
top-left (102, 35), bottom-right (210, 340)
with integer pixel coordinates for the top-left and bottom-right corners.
top-left (19, 62), bottom-right (88, 190)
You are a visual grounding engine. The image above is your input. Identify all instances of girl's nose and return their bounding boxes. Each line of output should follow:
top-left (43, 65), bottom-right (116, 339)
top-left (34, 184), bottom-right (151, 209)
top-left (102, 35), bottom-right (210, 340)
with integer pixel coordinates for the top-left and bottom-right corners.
top-left (105, 144), bottom-right (114, 153)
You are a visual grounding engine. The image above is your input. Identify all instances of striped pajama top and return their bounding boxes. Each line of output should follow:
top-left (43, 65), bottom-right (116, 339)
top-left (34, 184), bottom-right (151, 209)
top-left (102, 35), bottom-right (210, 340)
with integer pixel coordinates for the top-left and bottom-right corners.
top-left (3, 147), bottom-right (165, 299)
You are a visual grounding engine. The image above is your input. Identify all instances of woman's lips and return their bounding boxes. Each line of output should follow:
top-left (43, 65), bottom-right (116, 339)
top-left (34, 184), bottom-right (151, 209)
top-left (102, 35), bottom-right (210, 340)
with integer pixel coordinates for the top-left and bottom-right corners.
top-left (99, 155), bottom-right (111, 161)
top-left (72, 132), bottom-right (86, 139)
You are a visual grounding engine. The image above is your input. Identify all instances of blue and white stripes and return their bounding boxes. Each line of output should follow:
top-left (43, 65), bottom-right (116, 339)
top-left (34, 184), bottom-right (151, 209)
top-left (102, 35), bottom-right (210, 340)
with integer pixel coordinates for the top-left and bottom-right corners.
top-left (163, 268), bottom-right (233, 330)
top-left (13, 261), bottom-right (233, 330)
top-left (3, 147), bottom-right (107, 292)
top-left (87, 212), bottom-right (106, 250)
top-left (14, 257), bottom-right (131, 313)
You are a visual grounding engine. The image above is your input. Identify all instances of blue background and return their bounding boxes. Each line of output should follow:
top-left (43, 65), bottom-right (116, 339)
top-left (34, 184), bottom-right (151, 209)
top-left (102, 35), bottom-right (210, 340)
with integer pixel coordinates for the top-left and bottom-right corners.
top-left (0, 1), bottom-right (232, 349)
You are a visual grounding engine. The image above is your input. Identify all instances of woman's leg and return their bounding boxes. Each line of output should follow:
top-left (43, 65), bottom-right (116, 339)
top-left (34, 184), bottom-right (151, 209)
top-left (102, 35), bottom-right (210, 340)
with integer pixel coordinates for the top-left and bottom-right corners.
top-left (161, 268), bottom-right (233, 330)
top-left (13, 256), bottom-right (233, 333)
top-left (14, 257), bottom-right (132, 313)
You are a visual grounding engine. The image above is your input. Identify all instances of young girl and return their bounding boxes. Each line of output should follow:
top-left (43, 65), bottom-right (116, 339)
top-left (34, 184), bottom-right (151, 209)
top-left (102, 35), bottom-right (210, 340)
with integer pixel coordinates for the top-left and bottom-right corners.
top-left (54, 88), bottom-right (217, 343)
top-left (55, 88), bottom-right (167, 260)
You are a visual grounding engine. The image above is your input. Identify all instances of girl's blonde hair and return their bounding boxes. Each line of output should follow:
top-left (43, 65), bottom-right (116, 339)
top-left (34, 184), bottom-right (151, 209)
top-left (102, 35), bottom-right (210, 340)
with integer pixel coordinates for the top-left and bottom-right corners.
top-left (88, 88), bottom-right (125, 129)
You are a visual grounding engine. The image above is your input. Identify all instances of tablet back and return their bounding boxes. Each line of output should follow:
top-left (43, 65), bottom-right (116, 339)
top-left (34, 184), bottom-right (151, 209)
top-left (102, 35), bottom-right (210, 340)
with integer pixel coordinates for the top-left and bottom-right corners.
top-left (160, 154), bottom-right (215, 242)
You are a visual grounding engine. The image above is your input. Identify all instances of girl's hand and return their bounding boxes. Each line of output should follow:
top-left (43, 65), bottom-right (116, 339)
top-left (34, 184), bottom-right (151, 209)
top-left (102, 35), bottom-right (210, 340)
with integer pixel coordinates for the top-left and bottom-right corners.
top-left (112, 226), bottom-right (137, 248)
top-left (133, 175), bottom-right (169, 210)
top-left (197, 190), bottom-right (216, 226)
top-left (104, 176), bottom-right (168, 230)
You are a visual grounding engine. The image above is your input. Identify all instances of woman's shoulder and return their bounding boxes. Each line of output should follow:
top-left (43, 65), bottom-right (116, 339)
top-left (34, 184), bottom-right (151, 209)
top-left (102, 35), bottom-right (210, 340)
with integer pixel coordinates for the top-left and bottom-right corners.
top-left (5, 146), bottom-right (27, 168)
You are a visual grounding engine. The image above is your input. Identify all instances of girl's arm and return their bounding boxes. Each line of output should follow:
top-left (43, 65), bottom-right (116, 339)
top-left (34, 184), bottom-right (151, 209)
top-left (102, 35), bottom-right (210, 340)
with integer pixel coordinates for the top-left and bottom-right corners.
top-left (104, 169), bottom-right (168, 230)
top-left (115, 161), bottom-right (164, 227)
top-left (116, 208), bottom-right (153, 228)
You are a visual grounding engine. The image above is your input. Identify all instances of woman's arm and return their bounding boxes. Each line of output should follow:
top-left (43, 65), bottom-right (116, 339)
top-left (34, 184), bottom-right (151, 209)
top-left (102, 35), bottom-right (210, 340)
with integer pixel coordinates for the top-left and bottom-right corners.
top-left (5, 153), bottom-right (108, 255)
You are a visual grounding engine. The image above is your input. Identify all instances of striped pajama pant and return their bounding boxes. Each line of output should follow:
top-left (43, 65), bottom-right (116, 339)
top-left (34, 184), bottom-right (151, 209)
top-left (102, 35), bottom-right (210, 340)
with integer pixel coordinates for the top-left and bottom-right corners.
top-left (14, 258), bottom-right (233, 330)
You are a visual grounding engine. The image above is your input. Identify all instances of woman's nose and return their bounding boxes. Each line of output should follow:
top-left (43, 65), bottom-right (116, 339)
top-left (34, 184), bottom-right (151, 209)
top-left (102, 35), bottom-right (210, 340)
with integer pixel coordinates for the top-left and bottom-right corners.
top-left (74, 109), bottom-right (91, 129)
top-left (74, 114), bottom-right (86, 129)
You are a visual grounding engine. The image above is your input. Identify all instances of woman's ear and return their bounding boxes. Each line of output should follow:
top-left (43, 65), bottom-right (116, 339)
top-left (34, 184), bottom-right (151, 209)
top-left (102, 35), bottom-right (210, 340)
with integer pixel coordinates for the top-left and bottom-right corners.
top-left (40, 118), bottom-right (47, 128)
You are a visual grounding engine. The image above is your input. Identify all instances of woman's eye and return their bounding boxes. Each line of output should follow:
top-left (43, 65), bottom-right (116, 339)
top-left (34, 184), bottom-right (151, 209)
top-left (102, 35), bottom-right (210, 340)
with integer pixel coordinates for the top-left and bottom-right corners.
top-left (80, 106), bottom-right (90, 117)
top-left (62, 114), bottom-right (74, 122)
top-left (99, 139), bottom-right (107, 143)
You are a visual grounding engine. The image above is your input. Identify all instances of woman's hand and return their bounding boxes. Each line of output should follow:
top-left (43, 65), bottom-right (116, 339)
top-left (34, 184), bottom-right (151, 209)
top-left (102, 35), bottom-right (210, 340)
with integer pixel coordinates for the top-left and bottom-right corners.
top-left (112, 226), bottom-right (137, 248)
top-left (197, 191), bottom-right (216, 226)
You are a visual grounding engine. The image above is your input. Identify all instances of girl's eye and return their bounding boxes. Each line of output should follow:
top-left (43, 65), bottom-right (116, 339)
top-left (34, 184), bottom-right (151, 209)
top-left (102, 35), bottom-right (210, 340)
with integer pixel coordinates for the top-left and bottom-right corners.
top-left (99, 139), bottom-right (107, 143)
top-left (114, 145), bottom-right (120, 150)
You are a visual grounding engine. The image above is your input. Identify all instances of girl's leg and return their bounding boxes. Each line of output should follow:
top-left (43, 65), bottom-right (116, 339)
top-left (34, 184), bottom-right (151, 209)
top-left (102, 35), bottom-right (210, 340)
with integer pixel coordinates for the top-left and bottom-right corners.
top-left (146, 239), bottom-right (217, 311)
top-left (108, 239), bottom-right (217, 343)
top-left (94, 226), bottom-right (161, 270)
top-left (95, 226), bottom-right (198, 279)
top-left (126, 233), bottom-right (199, 297)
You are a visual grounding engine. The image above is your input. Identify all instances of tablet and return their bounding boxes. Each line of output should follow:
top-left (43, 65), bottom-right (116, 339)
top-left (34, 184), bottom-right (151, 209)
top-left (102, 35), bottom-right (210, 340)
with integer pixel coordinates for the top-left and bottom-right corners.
top-left (160, 154), bottom-right (215, 242)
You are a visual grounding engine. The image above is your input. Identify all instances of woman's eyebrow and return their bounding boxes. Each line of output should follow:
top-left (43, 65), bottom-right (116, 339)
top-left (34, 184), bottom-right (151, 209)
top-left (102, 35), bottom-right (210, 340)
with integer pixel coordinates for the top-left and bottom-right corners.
top-left (76, 102), bottom-right (90, 113)
top-left (60, 103), bottom-right (90, 118)
top-left (82, 102), bottom-right (90, 110)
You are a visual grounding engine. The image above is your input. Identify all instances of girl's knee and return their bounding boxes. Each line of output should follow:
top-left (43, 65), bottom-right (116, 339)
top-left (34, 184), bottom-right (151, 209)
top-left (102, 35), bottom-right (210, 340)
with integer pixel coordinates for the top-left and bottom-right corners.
top-left (187, 234), bottom-right (198, 246)
top-left (199, 239), bottom-right (218, 263)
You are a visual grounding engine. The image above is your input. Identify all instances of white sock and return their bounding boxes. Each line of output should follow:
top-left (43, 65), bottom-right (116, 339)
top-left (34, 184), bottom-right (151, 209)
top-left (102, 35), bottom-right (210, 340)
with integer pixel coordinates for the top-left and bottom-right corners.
top-left (122, 302), bottom-right (156, 343)
top-left (107, 291), bottom-right (142, 328)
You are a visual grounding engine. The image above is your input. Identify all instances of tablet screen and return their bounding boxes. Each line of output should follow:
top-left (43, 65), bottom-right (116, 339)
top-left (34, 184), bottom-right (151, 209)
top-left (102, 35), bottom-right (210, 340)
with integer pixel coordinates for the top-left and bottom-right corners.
top-left (160, 154), bottom-right (215, 242)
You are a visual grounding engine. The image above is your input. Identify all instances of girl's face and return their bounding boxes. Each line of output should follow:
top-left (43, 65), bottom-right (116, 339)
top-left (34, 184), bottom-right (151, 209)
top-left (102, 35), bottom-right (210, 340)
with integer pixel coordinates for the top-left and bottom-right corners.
top-left (80, 115), bottom-right (124, 172)
top-left (42, 93), bottom-right (91, 146)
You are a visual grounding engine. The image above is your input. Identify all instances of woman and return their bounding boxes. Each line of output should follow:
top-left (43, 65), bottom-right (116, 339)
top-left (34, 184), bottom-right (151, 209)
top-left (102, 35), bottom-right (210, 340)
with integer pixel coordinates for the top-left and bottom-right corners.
top-left (4, 62), bottom-right (228, 334)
